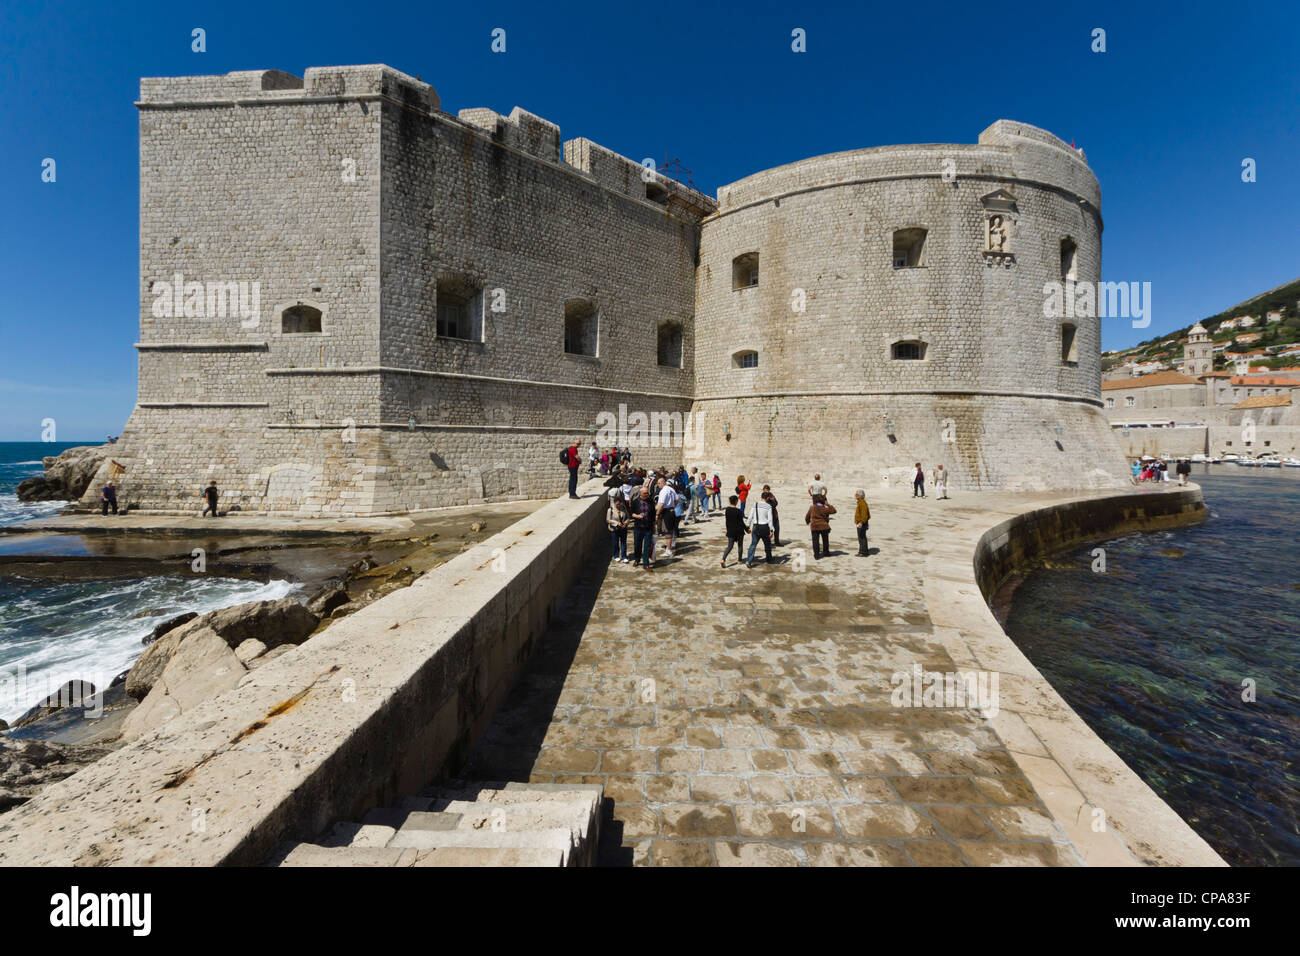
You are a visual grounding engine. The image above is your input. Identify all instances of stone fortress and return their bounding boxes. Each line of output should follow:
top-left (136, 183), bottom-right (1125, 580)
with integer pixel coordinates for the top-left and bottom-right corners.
top-left (90, 64), bottom-right (1130, 515)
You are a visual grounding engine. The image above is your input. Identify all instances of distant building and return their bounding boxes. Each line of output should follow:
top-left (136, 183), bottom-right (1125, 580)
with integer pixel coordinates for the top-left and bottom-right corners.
top-left (1182, 321), bottom-right (1213, 376)
top-left (1266, 310), bottom-right (1283, 323)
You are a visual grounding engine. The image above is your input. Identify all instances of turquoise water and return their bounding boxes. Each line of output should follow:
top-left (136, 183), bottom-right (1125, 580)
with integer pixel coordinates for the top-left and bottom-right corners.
top-left (1003, 468), bottom-right (1300, 866)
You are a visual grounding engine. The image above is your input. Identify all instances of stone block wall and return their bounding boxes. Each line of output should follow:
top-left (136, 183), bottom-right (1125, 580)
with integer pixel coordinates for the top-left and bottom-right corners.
top-left (691, 121), bottom-right (1127, 491)
top-left (108, 69), bottom-right (1127, 512)
top-left (103, 66), bottom-right (712, 514)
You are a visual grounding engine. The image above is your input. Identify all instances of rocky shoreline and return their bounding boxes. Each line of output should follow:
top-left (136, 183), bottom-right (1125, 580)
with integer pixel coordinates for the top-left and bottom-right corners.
top-left (0, 500), bottom-right (541, 813)
top-left (14, 444), bottom-right (110, 504)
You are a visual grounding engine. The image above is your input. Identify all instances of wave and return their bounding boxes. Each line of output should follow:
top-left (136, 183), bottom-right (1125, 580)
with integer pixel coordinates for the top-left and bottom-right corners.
top-left (0, 494), bottom-right (66, 527)
top-left (0, 575), bottom-right (301, 723)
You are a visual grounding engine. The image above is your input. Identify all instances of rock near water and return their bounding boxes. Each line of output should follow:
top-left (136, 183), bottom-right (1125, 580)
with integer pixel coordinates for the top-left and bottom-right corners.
top-left (0, 739), bottom-right (113, 812)
top-left (124, 598), bottom-right (319, 701)
top-left (15, 444), bottom-right (112, 502)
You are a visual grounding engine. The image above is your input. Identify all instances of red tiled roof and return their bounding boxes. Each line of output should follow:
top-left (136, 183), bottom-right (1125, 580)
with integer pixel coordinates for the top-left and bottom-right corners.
top-left (1229, 376), bottom-right (1300, 387)
top-left (1101, 371), bottom-right (1203, 390)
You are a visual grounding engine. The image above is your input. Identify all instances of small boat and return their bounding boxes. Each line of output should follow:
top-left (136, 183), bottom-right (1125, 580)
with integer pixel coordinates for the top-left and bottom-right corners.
top-left (1222, 453), bottom-right (1240, 461)
top-left (1283, 458), bottom-right (1300, 467)
top-left (1190, 454), bottom-right (1208, 463)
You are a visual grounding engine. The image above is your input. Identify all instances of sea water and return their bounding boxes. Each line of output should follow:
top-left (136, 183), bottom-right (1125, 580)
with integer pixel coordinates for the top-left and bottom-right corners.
top-left (1003, 468), bottom-right (1300, 866)
top-left (0, 443), bottom-right (298, 723)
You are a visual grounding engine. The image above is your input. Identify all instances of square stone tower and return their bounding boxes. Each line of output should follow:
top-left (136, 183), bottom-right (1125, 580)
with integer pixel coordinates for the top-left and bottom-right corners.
top-left (102, 66), bottom-right (713, 514)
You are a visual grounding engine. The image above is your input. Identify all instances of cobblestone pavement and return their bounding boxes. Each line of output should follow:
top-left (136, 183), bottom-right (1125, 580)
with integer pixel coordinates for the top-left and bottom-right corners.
top-left (462, 485), bottom-right (1081, 866)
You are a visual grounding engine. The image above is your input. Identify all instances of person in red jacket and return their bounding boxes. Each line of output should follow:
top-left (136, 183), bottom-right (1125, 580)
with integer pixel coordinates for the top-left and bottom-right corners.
top-left (736, 475), bottom-right (752, 507)
top-left (565, 439), bottom-right (581, 498)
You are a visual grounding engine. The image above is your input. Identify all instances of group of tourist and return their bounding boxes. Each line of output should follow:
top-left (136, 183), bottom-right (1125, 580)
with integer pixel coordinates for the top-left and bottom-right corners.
top-left (1131, 458), bottom-right (1193, 486)
top-left (586, 457), bottom-right (874, 572)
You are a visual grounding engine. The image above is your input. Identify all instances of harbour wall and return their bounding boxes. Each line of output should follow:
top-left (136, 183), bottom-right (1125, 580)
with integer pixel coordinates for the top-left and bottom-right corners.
top-left (924, 485), bottom-right (1225, 865)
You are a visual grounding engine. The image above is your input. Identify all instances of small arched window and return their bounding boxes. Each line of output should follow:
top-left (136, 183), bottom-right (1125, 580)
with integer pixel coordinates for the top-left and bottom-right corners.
top-left (891, 340), bottom-right (926, 360)
top-left (732, 252), bottom-right (759, 290)
top-left (281, 304), bottom-right (322, 333)
top-left (732, 350), bottom-right (759, 369)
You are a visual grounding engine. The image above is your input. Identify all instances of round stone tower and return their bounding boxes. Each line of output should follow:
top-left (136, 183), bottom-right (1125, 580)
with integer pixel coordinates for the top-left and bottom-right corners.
top-left (691, 120), bottom-right (1128, 492)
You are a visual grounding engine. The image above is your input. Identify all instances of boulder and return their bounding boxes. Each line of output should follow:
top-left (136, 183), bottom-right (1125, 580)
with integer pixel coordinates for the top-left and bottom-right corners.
top-left (119, 629), bottom-right (247, 741)
top-left (124, 598), bottom-right (317, 700)
top-left (125, 620), bottom-right (202, 700)
top-left (0, 719), bottom-right (8, 732)
top-left (200, 598), bottom-right (318, 650)
top-left (306, 585), bottom-right (350, 618)
top-left (12, 680), bottom-right (97, 728)
top-left (15, 444), bottom-right (112, 502)
top-left (345, 557), bottom-right (375, 577)
top-left (384, 565), bottom-right (418, 587)
top-left (234, 638), bottom-right (267, 664)
top-left (329, 602), bottom-right (361, 621)
top-left (0, 738), bottom-right (113, 811)
top-left (244, 644), bottom-right (296, 671)
top-left (142, 611), bottom-right (198, 646)
top-left (118, 684), bottom-right (181, 742)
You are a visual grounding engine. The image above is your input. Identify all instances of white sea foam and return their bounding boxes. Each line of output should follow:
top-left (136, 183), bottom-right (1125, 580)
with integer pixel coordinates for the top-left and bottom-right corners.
top-left (0, 575), bottom-right (300, 723)
top-left (0, 494), bottom-right (65, 527)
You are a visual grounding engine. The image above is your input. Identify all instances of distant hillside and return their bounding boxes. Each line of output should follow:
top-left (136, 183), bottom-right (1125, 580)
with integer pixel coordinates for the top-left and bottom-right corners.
top-left (1104, 276), bottom-right (1300, 370)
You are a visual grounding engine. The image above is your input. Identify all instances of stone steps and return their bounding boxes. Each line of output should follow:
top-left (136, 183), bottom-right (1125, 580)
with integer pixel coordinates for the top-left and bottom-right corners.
top-left (267, 782), bottom-right (603, 867)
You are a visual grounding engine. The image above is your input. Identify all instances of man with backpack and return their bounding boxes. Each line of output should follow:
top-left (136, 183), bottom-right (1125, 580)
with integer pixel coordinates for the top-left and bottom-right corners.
top-left (562, 439), bottom-right (580, 498)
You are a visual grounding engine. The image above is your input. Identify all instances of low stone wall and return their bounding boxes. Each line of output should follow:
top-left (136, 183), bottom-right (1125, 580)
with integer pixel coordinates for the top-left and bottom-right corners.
top-left (973, 486), bottom-right (1207, 599)
top-left (923, 485), bottom-right (1225, 866)
top-left (0, 481), bottom-right (609, 866)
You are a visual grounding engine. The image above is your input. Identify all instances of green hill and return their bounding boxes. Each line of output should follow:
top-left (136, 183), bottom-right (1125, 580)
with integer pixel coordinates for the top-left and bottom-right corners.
top-left (1106, 276), bottom-right (1300, 369)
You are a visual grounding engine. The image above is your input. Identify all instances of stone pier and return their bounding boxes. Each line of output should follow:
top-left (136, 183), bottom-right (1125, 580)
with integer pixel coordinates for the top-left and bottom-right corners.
top-left (460, 481), bottom-right (1224, 867)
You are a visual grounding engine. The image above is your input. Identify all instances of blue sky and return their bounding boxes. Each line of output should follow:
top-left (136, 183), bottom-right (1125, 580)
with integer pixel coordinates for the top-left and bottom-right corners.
top-left (1, 0), bottom-right (1297, 441)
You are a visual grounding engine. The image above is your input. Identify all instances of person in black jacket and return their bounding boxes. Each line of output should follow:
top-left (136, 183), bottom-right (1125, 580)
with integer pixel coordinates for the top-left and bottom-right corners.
top-left (629, 486), bottom-right (657, 570)
top-left (762, 484), bottom-right (781, 545)
top-left (1176, 458), bottom-right (1192, 486)
top-left (721, 495), bottom-right (746, 567)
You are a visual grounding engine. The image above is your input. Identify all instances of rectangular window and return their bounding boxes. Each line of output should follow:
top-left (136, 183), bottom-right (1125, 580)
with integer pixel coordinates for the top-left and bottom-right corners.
top-left (437, 300), bottom-right (468, 339)
top-left (435, 278), bottom-right (483, 342)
